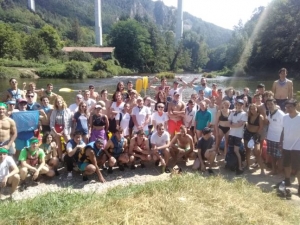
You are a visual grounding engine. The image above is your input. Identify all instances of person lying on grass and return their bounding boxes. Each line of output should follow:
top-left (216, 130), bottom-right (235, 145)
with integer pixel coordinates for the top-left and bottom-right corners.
top-left (103, 127), bottom-right (129, 174)
top-left (19, 137), bottom-right (55, 191)
top-left (0, 148), bottom-right (20, 200)
top-left (193, 127), bottom-right (216, 175)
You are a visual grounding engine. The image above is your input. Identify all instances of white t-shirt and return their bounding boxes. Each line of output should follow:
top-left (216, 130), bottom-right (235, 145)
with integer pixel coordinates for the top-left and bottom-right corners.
top-left (116, 111), bottom-right (131, 136)
top-left (66, 142), bottom-right (86, 152)
top-left (208, 105), bottom-right (218, 124)
top-left (84, 98), bottom-right (96, 111)
top-left (111, 102), bottom-right (125, 120)
top-left (267, 109), bottom-right (284, 142)
top-left (152, 112), bottom-right (169, 130)
top-left (228, 111), bottom-right (247, 138)
top-left (0, 156), bottom-right (16, 182)
top-left (132, 106), bottom-right (151, 132)
top-left (68, 103), bottom-right (78, 114)
top-left (282, 114), bottom-right (300, 150)
top-left (169, 87), bottom-right (184, 101)
top-left (150, 131), bottom-right (170, 147)
top-left (184, 107), bottom-right (197, 128)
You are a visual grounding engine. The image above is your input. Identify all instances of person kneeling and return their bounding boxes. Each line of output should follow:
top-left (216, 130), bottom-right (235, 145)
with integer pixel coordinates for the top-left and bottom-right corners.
top-left (193, 127), bottom-right (216, 175)
top-left (19, 137), bottom-right (55, 191)
top-left (129, 130), bottom-right (151, 169)
top-left (103, 128), bottom-right (129, 174)
top-left (170, 125), bottom-right (197, 165)
top-left (0, 148), bottom-right (20, 200)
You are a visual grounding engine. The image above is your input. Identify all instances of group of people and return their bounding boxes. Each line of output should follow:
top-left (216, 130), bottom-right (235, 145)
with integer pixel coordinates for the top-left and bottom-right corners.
top-left (1, 67), bottom-right (300, 200)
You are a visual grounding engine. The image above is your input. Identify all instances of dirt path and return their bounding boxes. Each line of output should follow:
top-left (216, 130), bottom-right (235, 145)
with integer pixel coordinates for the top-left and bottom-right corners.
top-left (1, 156), bottom-right (300, 205)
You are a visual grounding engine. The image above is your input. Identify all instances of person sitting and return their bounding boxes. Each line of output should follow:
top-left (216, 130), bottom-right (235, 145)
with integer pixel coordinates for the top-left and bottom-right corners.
top-left (170, 125), bottom-right (196, 165)
top-left (192, 127), bottom-right (216, 174)
top-left (103, 127), bottom-right (129, 174)
top-left (64, 131), bottom-right (86, 180)
top-left (0, 148), bottom-right (20, 200)
top-left (19, 137), bottom-right (55, 191)
top-left (129, 130), bottom-right (151, 169)
top-left (85, 138), bottom-right (107, 169)
top-left (150, 123), bottom-right (171, 173)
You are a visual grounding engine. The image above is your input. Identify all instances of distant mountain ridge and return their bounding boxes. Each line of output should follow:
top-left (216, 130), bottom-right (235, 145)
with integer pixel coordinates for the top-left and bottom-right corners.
top-left (1, 0), bottom-right (231, 48)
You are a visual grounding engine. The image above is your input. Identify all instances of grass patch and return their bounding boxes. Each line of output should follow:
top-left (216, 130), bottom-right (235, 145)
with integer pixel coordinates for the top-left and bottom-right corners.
top-left (156, 71), bottom-right (175, 79)
top-left (0, 175), bottom-right (299, 225)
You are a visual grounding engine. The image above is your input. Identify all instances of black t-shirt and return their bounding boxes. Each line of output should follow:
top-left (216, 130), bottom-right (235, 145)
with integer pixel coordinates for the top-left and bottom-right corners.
top-left (196, 136), bottom-right (215, 155)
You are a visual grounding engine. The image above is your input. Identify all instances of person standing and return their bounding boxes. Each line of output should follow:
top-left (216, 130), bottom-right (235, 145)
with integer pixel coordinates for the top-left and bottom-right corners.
top-left (265, 99), bottom-right (284, 175)
top-left (272, 68), bottom-right (293, 111)
top-left (277, 99), bottom-right (300, 195)
top-left (228, 99), bottom-right (248, 175)
top-left (132, 97), bottom-right (151, 135)
top-left (191, 78), bottom-right (212, 98)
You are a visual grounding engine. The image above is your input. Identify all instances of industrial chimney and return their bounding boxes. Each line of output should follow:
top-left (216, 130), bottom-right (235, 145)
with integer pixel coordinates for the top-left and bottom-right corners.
top-left (28, 0), bottom-right (35, 12)
top-left (175, 0), bottom-right (183, 44)
top-left (95, 0), bottom-right (103, 46)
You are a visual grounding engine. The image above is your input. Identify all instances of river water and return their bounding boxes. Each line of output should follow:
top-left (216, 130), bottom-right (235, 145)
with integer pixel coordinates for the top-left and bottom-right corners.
top-left (1, 74), bottom-right (299, 104)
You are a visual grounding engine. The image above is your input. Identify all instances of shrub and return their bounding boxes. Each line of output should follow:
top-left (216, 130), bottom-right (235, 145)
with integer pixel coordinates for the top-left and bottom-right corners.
top-left (0, 66), bottom-right (21, 79)
top-left (156, 71), bottom-right (175, 79)
top-left (87, 70), bottom-right (108, 79)
top-left (63, 61), bottom-right (88, 79)
top-left (93, 58), bottom-right (107, 71)
top-left (68, 50), bottom-right (93, 62)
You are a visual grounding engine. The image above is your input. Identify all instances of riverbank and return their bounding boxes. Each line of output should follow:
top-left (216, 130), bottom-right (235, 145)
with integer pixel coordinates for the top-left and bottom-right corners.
top-left (1, 159), bottom-right (300, 224)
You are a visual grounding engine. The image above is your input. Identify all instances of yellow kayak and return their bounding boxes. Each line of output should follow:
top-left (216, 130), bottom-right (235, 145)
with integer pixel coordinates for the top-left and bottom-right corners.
top-left (136, 78), bottom-right (143, 93)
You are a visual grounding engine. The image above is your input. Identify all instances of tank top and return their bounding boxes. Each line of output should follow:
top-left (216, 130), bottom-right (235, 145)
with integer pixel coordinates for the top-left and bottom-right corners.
top-left (134, 137), bottom-right (146, 152)
top-left (219, 111), bottom-right (229, 121)
top-left (7, 88), bottom-right (22, 101)
top-left (25, 148), bottom-right (40, 167)
top-left (248, 114), bottom-right (260, 126)
top-left (110, 136), bottom-right (124, 157)
top-left (92, 114), bottom-right (106, 126)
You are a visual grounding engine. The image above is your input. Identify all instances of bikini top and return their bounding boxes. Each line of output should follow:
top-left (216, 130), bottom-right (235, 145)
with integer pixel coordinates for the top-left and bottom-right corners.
top-left (92, 114), bottom-right (106, 126)
top-left (248, 114), bottom-right (260, 126)
top-left (219, 111), bottom-right (229, 121)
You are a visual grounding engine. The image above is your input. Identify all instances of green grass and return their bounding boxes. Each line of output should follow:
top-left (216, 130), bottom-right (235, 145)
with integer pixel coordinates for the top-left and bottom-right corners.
top-left (156, 71), bottom-right (175, 79)
top-left (0, 175), bottom-right (299, 225)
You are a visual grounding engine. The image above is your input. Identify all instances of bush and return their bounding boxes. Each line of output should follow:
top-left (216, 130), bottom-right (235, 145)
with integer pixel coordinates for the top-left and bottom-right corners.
top-left (0, 66), bottom-right (21, 79)
top-left (202, 72), bottom-right (217, 78)
top-left (156, 71), bottom-right (175, 79)
top-left (87, 70), bottom-right (108, 78)
top-left (68, 50), bottom-right (93, 62)
top-left (63, 61), bottom-right (88, 79)
top-left (93, 58), bottom-right (107, 71)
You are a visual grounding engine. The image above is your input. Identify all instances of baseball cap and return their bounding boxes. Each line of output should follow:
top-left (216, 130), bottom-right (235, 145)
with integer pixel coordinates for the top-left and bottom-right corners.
top-left (257, 83), bottom-right (265, 88)
top-left (202, 127), bottom-right (212, 135)
top-left (18, 99), bottom-right (27, 104)
top-left (236, 99), bottom-right (244, 104)
top-left (7, 100), bottom-right (16, 105)
top-left (174, 91), bottom-right (180, 96)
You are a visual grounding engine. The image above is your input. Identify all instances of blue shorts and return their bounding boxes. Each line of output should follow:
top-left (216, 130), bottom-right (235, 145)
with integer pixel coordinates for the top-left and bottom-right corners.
top-left (77, 162), bottom-right (89, 171)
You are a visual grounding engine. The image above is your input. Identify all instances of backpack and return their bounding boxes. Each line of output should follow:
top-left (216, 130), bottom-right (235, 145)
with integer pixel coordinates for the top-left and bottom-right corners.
top-left (225, 145), bottom-right (245, 171)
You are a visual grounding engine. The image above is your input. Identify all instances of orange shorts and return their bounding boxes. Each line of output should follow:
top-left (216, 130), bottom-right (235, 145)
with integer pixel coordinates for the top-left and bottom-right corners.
top-left (168, 120), bottom-right (182, 134)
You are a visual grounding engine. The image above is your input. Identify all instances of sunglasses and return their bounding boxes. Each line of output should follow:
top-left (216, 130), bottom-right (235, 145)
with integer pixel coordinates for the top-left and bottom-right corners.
top-left (89, 87), bottom-right (94, 89)
top-left (11, 81), bottom-right (17, 84)
top-left (81, 106), bottom-right (87, 108)
top-left (27, 95), bottom-right (34, 98)
top-left (158, 106), bottom-right (164, 108)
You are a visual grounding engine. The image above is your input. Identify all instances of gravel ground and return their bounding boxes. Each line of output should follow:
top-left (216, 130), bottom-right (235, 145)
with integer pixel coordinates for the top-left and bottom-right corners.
top-left (1, 156), bottom-right (300, 205)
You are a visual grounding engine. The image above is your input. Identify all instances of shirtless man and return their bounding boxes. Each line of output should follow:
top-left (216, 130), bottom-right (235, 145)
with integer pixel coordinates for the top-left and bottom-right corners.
top-left (37, 83), bottom-right (58, 105)
top-left (170, 125), bottom-right (196, 165)
top-left (99, 89), bottom-right (112, 117)
top-left (0, 103), bottom-right (17, 155)
top-left (149, 77), bottom-right (170, 95)
top-left (129, 130), bottom-right (151, 169)
top-left (272, 68), bottom-right (293, 111)
top-left (88, 84), bottom-right (100, 101)
top-left (196, 90), bottom-right (211, 105)
top-left (167, 92), bottom-right (185, 139)
top-left (127, 90), bottom-right (138, 137)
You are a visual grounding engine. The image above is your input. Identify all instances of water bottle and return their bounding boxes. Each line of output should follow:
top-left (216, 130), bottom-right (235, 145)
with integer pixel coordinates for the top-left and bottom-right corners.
top-left (278, 181), bottom-right (286, 196)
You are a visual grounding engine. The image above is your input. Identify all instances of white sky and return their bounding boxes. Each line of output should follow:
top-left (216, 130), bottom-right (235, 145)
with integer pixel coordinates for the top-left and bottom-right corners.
top-left (155, 0), bottom-right (272, 30)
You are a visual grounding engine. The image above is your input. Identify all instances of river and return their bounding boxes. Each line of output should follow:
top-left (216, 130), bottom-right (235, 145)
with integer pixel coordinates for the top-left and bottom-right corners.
top-left (1, 74), bottom-right (299, 104)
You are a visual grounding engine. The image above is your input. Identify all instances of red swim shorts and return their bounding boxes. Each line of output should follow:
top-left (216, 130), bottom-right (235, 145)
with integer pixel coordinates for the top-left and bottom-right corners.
top-left (168, 120), bottom-right (182, 134)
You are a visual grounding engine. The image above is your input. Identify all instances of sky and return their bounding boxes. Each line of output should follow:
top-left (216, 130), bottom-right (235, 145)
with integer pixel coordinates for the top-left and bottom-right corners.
top-left (155, 0), bottom-right (273, 30)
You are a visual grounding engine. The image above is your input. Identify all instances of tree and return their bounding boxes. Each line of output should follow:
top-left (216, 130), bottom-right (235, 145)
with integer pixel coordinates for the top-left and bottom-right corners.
top-left (108, 19), bottom-right (154, 72)
top-left (23, 33), bottom-right (49, 61)
top-left (0, 23), bottom-right (22, 59)
top-left (38, 25), bottom-right (62, 55)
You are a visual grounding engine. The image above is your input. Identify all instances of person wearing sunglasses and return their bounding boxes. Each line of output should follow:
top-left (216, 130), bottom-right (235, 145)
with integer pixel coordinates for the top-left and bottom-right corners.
top-left (88, 84), bottom-right (100, 101)
top-left (152, 103), bottom-right (168, 131)
top-left (25, 90), bottom-right (41, 111)
top-left (0, 148), bottom-right (20, 200)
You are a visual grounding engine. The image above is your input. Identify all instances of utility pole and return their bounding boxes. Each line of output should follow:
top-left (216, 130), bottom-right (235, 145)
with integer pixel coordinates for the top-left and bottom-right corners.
top-left (95, 0), bottom-right (103, 46)
top-left (175, 0), bottom-right (183, 44)
top-left (28, 0), bottom-right (35, 12)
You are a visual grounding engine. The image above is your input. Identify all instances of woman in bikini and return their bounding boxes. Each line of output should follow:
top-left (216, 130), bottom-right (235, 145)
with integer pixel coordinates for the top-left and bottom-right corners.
top-left (215, 100), bottom-right (231, 156)
top-left (244, 104), bottom-right (264, 174)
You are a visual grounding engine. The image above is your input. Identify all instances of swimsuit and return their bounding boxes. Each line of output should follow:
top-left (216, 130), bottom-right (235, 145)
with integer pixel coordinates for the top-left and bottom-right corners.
top-left (218, 111), bottom-right (230, 134)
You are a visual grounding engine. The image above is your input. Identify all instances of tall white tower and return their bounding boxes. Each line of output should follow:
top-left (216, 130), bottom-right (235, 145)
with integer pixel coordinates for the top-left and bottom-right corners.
top-left (175, 0), bottom-right (183, 44)
top-left (95, 0), bottom-right (103, 46)
top-left (28, 0), bottom-right (35, 12)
